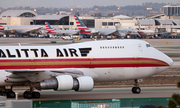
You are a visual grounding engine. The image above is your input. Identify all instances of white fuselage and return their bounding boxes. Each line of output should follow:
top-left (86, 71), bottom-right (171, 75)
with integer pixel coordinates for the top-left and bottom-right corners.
top-left (1, 25), bottom-right (60, 35)
top-left (49, 30), bottom-right (79, 36)
top-left (0, 40), bottom-right (173, 86)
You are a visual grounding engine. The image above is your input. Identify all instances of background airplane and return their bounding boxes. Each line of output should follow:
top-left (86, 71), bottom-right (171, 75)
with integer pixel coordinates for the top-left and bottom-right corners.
top-left (137, 21), bottom-right (156, 38)
top-left (0, 39), bottom-right (172, 99)
top-left (74, 15), bottom-right (141, 38)
top-left (45, 22), bottom-right (79, 36)
top-left (0, 25), bottom-right (60, 37)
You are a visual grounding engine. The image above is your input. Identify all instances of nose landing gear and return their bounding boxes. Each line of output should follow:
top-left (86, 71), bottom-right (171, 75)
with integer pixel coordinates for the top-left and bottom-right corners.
top-left (132, 79), bottom-right (141, 94)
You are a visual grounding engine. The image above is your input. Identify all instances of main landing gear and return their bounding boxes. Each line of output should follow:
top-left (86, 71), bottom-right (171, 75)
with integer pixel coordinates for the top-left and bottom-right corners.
top-left (23, 86), bottom-right (40, 99)
top-left (0, 86), bottom-right (15, 98)
top-left (131, 79), bottom-right (141, 94)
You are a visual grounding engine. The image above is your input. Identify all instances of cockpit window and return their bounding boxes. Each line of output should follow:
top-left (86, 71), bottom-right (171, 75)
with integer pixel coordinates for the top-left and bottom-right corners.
top-left (146, 44), bottom-right (152, 47)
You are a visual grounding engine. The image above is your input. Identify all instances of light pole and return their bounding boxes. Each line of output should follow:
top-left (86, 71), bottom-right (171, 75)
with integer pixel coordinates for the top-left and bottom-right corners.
top-left (131, 99), bottom-right (133, 108)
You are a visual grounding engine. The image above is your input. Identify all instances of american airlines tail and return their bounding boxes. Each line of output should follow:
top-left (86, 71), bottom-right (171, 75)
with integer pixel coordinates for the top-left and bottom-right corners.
top-left (45, 22), bottom-right (56, 34)
top-left (74, 15), bottom-right (91, 34)
top-left (0, 25), bottom-right (4, 31)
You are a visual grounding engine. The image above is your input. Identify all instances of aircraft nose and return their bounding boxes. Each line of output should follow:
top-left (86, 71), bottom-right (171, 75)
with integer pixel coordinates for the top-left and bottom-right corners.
top-left (165, 56), bottom-right (173, 66)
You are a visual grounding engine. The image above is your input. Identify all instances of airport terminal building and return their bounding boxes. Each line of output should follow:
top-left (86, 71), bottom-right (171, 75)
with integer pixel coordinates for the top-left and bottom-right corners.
top-left (0, 9), bottom-right (180, 33)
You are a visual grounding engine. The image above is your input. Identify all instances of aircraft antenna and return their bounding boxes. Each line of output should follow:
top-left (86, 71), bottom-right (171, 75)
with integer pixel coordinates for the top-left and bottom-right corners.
top-left (18, 43), bottom-right (21, 46)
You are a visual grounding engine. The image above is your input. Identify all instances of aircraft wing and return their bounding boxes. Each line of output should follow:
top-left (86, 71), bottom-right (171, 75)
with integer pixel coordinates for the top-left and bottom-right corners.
top-left (5, 69), bottom-right (84, 82)
top-left (18, 27), bottom-right (44, 34)
top-left (97, 28), bottom-right (118, 35)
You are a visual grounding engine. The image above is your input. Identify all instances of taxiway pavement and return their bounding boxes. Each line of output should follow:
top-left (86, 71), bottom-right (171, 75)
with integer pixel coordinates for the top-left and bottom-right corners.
top-left (11, 87), bottom-right (180, 101)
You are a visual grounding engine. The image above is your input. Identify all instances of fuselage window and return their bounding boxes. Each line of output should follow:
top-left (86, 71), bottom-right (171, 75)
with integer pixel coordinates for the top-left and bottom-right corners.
top-left (146, 44), bottom-right (151, 48)
top-left (100, 46), bottom-right (124, 49)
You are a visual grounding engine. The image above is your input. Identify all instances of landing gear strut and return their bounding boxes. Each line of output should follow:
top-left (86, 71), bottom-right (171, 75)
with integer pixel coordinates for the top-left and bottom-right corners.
top-left (131, 79), bottom-right (141, 94)
top-left (23, 85), bottom-right (40, 99)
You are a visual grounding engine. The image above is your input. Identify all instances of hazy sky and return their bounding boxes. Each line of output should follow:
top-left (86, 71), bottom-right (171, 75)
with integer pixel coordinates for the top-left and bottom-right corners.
top-left (0, 0), bottom-right (179, 8)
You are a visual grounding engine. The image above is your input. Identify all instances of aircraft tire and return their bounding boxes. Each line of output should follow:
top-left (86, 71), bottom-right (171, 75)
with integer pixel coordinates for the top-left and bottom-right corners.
top-left (8, 91), bottom-right (15, 98)
top-left (131, 87), bottom-right (136, 93)
top-left (33, 92), bottom-right (41, 98)
top-left (1, 92), bottom-right (7, 96)
top-left (26, 92), bottom-right (33, 99)
top-left (134, 87), bottom-right (141, 94)
top-left (23, 91), bottom-right (29, 98)
top-left (132, 87), bottom-right (141, 94)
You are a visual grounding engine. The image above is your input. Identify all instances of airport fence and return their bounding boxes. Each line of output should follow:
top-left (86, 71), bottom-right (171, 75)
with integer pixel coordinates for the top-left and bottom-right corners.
top-left (33, 98), bottom-right (171, 108)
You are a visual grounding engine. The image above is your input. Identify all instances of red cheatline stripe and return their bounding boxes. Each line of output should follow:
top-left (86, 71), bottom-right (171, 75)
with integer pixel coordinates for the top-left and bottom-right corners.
top-left (0, 63), bottom-right (168, 69)
top-left (77, 25), bottom-right (82, 27)
top-left (0, 58), bottom-right (169, 69)
top-left (0, 25), bottom-right (3, 27)
top-left (0, 28), bottom-right (4, 31)
top-left (76, 22), bottom-right (80, 24)
top-left (0, 58), bottom-right (167, 62)
top-left (75, 18), bottom-right (78, 20)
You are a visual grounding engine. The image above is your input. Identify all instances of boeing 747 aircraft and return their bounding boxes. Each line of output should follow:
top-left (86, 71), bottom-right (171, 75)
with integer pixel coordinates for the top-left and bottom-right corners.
top-left (0, 39), bottom-right (173, 99)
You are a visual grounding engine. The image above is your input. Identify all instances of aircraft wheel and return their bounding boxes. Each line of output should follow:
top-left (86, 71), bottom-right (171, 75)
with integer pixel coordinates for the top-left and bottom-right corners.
top-left (132, 87), bottom-right (141, 94)
top-left (23, 91), bottom-right (29, 98)
top-left (33, 92), bottom-right (41, 98)
top-left (1, 92), bottom-right (7, 96)
top-left (27, 92), bottom-right (32, 99)
top-left (135, 87), bottom-right (141, 94)
top-left (8, 91), bottom-right (15, 98)
top-left (131, 87), bottom-right (136, 93)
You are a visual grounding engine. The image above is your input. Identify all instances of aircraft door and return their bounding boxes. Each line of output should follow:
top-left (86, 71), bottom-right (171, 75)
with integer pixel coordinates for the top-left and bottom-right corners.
top-left (137, 43), bottom-right (143, 52)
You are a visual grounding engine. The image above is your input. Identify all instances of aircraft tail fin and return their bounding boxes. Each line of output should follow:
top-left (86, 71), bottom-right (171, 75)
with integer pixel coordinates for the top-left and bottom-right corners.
top-left (74, 15), bottom-right (91, 34)
top-left (0, 25), bottom-right (4, 31)
top-left (45, 22), bottom-right (55, 33)
top-left (138, 20), bottom-right (141, 30)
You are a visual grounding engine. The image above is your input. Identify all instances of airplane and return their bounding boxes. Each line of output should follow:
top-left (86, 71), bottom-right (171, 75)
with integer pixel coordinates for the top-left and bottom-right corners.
top-left (0, 25), bottom-right (60, 37)
top-left (0, 25), bottom-right (4, 31)
top-left (138, 29), bottom-right (156, 38)
top-left (0, 25), bottom-right (5, 36)
top-left (0, 39), bottom-right (173, 99)
top-left (45, 22), bottom-right (79, 36)
top-left (74, 15), bottom-right (141, 38)
top-left (137, 21), bottom-right (156, 38)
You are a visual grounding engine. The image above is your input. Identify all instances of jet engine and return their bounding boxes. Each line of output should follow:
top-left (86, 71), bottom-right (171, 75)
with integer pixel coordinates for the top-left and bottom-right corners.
top-left (39, 30), bottom-right (48, 35)
top-left (34, 75), bottom-right (94, 92)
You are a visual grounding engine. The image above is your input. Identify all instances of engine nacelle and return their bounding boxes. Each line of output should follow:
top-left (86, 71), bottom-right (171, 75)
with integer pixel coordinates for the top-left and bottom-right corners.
top-left (75, 76), bottom-right (94, 92)
top-left (34, 75), bottom-right (94, 92)
top-left (39, 30), bottom-right (47, 35)
top-left (55, 75), bottom-right (73, 91)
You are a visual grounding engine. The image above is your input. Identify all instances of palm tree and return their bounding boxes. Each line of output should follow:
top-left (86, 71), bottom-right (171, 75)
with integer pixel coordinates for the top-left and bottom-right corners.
top-left (168, 100), bottom-right (177, 108)
top-left (171, 93), bottom-right (180, 106)
top-left (177, 82), bottom-right (180, 88)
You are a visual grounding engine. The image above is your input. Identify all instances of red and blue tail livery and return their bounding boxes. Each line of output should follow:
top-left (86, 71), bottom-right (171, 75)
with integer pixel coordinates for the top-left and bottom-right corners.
top-left (74, 15), bottom-right (91, 34)
top-left (45, 22), bottom-right (56, 34)
top-left (0, 25), bottom-right (4, 31)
